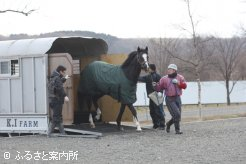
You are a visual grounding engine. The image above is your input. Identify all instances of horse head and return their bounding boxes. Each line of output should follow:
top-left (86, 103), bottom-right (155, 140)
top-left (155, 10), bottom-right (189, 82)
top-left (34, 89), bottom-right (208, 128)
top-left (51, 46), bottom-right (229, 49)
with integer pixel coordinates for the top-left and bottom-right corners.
top-left (137, 46), bottom-right (149, 72)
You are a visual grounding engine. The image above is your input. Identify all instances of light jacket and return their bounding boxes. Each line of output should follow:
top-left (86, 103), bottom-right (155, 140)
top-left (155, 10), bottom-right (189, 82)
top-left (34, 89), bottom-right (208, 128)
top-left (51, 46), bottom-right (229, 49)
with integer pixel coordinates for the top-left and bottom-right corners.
top-left (155, 74), bottom-right (187, 97)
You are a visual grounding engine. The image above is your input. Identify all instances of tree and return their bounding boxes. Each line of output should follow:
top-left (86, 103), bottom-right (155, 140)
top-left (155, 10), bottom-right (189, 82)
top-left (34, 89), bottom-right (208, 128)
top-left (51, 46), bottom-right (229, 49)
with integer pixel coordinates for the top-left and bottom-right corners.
top-left (214, 37), bottom-right (246, 105)
top-left (237, 53), bottom-right (246, 80)
top-left (148, 38), bottom-right (172, 75)
top-left (163, 0), bottom-right (216, 119)
top-left (0, 3), bottom-right (35, 16)
top-left (0, 9), bottom-right (35, 16)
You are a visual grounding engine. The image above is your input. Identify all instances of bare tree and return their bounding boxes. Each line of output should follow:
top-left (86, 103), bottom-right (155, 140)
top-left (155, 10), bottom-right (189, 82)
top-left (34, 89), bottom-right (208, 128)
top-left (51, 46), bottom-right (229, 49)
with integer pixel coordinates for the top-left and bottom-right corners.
top-left (0, 4), bottom-right (35, 16)
top-left (0, 9), bottom-right (34, 16)
top-left (240, 26), bottom-right (246, 37)
top-left (214, 37), bottom-right (246, 105)
top-left (237, 52), bottom-right (246, 80)
top-left (148, 38), bottom-right (172, 75)
top-left (163, 0), bottom-right (216, 119)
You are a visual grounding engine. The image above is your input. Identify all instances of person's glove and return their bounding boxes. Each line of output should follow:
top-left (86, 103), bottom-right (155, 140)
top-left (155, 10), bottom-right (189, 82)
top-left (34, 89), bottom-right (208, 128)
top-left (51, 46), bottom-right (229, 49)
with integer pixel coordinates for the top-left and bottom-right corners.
top-left (64, 75), bottom-right (70, 80)
top-left (172, 79), bottom-right (178, 84)
top-left (64, 96), bottom-right (69, 102)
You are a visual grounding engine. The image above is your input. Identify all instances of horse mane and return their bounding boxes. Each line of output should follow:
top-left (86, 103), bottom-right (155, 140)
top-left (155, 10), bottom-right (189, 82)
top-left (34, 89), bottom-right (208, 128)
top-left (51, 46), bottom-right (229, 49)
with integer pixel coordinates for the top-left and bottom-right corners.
top-left (121, 51), bottom-right (137, 68)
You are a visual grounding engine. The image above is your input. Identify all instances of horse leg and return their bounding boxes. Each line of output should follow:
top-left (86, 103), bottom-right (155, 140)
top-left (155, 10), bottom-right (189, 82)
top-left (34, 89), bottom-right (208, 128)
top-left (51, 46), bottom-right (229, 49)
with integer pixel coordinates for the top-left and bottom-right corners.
top-left (92, 97), bottom-right (101, 121)
top-left (127, 104), bottom-right (142, 131)
top-left (87, 96), bottom-right (95, 128)
top-left (116, 104), bottom-right (126, 131)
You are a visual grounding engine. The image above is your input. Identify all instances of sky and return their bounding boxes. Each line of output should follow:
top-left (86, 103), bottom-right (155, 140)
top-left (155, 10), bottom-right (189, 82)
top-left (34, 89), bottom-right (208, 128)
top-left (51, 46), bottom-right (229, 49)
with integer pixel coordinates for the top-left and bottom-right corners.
top-left (0, 0), bottom-right (245, 38)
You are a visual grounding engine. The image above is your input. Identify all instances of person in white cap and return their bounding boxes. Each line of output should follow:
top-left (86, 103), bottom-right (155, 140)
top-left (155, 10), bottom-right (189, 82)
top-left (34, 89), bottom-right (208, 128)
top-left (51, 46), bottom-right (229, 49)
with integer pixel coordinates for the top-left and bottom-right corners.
top-left (153, 64), bottom-right (187, 134)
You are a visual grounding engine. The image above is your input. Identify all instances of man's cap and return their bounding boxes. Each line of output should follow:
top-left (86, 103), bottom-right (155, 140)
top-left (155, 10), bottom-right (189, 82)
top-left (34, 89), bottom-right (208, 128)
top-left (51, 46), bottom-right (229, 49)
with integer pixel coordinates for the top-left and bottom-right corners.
top-left (168, 64), bottom-right (177, 71)
top-left (149, 64), bottom-right (156, 71)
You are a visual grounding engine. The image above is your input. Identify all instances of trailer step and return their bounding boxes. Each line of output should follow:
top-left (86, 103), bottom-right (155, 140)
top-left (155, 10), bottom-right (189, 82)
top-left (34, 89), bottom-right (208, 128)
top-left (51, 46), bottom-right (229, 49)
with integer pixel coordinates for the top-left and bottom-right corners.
top-left (49, 133), bottom-right (100, 139)
top-left (64, 128), bottom-right (102, 137)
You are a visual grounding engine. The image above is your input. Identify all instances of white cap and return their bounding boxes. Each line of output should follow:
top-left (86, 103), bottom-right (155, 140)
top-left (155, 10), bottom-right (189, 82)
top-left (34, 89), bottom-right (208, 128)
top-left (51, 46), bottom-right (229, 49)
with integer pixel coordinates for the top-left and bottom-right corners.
top-left (168, 64), bottom-right (177, 71)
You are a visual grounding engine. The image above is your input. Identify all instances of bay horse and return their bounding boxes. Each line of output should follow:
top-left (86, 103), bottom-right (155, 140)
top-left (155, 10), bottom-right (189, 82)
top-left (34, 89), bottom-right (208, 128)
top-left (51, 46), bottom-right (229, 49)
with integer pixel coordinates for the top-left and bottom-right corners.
top-left (77, 47), bottom-right (149, 131)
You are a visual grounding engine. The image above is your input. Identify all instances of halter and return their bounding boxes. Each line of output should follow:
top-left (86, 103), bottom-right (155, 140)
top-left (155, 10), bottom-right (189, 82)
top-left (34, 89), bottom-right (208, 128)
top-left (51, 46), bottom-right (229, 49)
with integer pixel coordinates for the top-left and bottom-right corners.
top-left (137, 51), bottom-right (149, 69)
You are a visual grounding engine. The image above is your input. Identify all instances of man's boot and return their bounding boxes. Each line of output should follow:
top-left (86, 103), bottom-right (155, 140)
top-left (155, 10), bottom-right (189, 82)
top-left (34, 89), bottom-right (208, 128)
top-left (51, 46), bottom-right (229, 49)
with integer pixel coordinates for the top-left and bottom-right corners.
top-left (153, 124), bottom-right (159, 129)
top-left (174, 121), bottom-right (183, 134)
top-left (159, 119), bottom-right (165, 130)
top-left (47, 122), bottom-right (55, 137)
top-left (152, 118), bottom-right (159, 129)
top-left (166, 119), bottom-right (173, 133)
top-left (58, 123), bottom-right (67, 135)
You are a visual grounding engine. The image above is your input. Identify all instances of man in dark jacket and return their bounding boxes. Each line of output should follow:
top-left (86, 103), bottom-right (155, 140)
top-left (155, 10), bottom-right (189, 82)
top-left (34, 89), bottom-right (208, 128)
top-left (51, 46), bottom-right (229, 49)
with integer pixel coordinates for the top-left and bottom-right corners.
top-left (48, 65), bottom-right (70, 136)
top-left (138, 64), bottom-right (165, 129)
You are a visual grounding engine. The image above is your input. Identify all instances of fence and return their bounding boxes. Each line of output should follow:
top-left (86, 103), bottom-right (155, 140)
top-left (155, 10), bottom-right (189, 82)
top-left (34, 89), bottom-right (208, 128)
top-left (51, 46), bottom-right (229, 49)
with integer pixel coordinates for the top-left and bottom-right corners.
top-left (134, 81), bottom-right (246, 122)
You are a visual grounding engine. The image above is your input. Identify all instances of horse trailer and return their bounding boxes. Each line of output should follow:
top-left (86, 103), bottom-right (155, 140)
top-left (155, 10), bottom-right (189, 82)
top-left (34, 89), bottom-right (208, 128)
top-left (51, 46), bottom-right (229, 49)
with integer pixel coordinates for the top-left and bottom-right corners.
top-left (0, 37), bottom-right (108, 134)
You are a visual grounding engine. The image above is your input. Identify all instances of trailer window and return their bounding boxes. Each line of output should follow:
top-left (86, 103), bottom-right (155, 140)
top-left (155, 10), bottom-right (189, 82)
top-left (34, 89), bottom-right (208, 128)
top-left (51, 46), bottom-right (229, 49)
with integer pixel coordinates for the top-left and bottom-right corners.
top-left (0, 61), bottom-right (9, 74)
top-left (0, 59), bottom-right (19, 77)
top-left (11, 60), bottom-right (19, 76)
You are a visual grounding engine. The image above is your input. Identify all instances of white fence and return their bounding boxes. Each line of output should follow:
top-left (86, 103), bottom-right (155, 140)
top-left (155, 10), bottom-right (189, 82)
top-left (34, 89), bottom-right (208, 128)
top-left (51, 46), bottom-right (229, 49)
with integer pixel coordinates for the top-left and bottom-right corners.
top-left (134, 81), bottom-right (246, 106)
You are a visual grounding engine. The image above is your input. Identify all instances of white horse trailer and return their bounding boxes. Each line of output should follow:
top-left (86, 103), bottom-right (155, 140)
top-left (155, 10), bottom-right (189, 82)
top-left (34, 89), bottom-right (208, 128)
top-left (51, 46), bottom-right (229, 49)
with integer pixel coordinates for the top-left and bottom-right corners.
top-left (0, 37), bottom-right (108, 135)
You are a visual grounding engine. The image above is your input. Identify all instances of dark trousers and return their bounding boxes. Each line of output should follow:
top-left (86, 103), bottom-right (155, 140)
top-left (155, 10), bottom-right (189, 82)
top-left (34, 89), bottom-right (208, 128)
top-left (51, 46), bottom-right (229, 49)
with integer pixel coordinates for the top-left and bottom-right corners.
top-left (48, 98), bottom-right (65, 134)
top-left (165, 96), bottom-right (182, 131)
top-left (149, 99), bottom-right (165, 127)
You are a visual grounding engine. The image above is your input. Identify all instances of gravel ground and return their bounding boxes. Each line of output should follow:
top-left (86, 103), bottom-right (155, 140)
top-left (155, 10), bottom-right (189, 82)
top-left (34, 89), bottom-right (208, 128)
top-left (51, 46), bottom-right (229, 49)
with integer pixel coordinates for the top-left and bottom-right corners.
top-left (1, 117), bottom-right (246, 164)
top-left (137, 104), bottom-right (246, 121)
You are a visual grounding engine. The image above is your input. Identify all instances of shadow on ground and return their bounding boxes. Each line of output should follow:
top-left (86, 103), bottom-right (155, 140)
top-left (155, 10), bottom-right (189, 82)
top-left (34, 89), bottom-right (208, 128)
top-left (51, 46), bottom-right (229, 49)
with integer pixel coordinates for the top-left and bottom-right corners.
top-left (65, 122), bottom-right (150, 136)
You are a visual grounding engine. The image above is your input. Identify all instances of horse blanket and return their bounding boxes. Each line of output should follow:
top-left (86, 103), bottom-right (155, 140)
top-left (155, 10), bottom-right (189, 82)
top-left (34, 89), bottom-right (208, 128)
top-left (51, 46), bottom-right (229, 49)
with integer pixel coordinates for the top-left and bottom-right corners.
top-left (78, 61), bottom-right (137, 104)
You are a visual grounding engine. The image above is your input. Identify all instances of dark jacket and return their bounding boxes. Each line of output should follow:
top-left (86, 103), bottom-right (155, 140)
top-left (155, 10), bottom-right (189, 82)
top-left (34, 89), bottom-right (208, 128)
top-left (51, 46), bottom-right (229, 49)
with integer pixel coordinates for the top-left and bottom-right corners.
top-left (138, 72), bottom-right (161, 95)
top-left (50, 70), bottom-right (67, 103)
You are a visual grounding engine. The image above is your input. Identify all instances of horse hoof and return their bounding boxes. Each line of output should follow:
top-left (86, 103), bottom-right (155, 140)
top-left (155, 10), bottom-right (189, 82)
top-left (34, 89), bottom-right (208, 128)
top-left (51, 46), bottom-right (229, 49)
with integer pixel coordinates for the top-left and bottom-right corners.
top-left (90, 124), bottom-right (96, 128)
top-left (136, 128), bottom-right (142, 132)
top-left (95, 115), bottom-right (100, 121)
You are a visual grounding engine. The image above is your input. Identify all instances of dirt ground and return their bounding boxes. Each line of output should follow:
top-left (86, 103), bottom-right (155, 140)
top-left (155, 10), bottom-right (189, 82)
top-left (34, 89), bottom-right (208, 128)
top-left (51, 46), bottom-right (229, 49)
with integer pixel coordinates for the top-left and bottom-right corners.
top-left (1, 117), bottom-right (246, 164)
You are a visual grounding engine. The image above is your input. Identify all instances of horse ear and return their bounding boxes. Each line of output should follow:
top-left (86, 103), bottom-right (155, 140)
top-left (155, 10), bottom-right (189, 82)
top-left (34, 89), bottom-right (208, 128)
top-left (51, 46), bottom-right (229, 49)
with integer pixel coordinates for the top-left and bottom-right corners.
top-left (137, 46), bottom-right (140, 52)
top-left (145, 46), bottom-right (148, 51)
